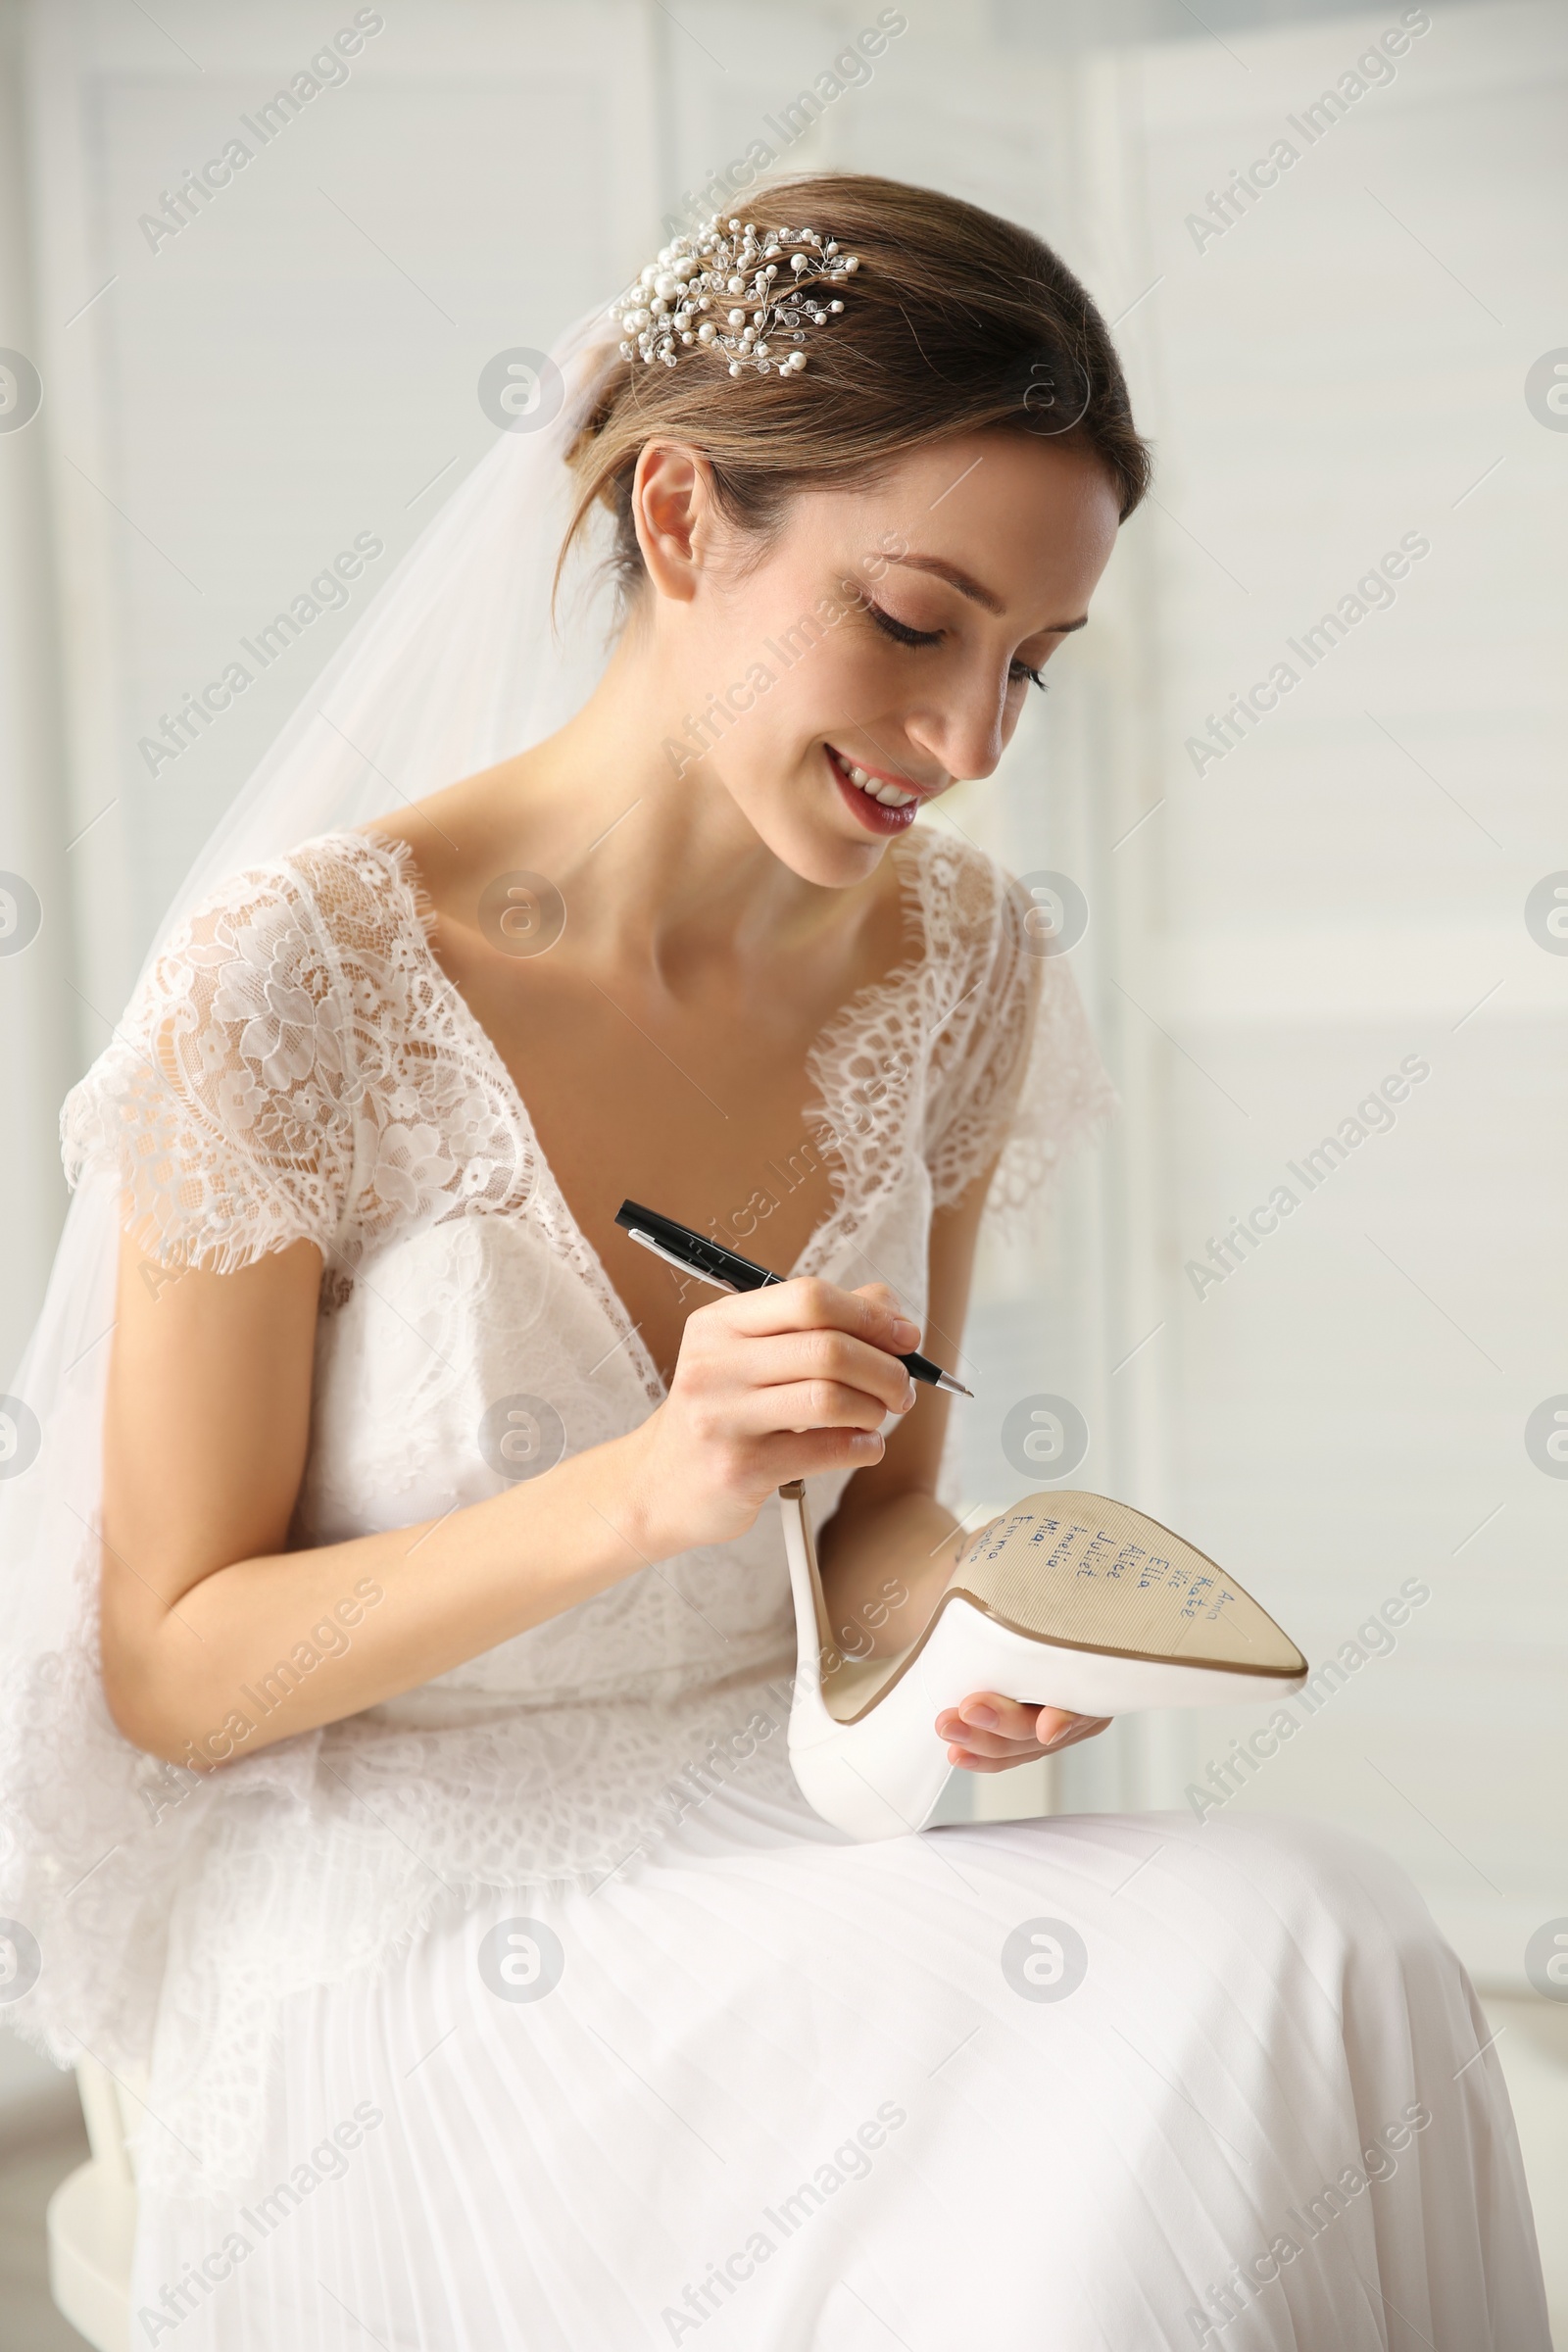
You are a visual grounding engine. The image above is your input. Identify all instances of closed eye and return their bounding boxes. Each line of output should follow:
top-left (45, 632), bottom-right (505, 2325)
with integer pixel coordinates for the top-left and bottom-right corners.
top-left (865, 600), bottom-right (943, 651)
top-left (867, 599), bottom-right (1049, 693)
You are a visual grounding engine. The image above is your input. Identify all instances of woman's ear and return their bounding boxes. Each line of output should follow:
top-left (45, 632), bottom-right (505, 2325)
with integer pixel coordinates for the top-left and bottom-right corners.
top-left (631, 441), bottom-right (712, 605)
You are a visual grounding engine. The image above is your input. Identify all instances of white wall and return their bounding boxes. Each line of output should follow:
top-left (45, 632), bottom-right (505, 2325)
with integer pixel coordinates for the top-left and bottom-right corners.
top-left (1092, 0), bottom-right (1568, 1984)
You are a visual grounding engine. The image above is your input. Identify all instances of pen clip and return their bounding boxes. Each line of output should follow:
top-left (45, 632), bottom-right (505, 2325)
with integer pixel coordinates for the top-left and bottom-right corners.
top-left (626, 1227), bottom-right (739, 1294)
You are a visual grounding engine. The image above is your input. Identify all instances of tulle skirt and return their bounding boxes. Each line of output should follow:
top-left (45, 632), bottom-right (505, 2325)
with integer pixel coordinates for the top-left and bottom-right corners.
top-left (128, 1792), bottom-right (1549, 2350)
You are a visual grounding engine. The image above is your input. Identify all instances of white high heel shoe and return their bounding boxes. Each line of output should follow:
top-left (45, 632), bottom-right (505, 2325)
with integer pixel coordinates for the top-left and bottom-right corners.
top-left (778, 1483), bottom-right (1307, 1841)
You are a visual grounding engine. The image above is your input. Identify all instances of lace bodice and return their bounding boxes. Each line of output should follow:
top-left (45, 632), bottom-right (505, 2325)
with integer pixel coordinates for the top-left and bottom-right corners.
top-left (64, 825), bottom-right (1110, 1705)
top-left (65, 822), bottom-right (1102, 1284)
top-left (42, 821), bottom-right (1113, 2193)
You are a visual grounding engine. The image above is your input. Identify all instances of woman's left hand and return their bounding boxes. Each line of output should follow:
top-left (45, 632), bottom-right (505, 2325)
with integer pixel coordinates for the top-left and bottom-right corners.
top-left (935, 1695), bottom-right (1112, 1773)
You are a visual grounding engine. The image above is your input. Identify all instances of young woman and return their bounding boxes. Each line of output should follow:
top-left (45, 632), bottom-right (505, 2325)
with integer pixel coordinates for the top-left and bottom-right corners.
top-left (3, 174), bottom-right (1545, 2347)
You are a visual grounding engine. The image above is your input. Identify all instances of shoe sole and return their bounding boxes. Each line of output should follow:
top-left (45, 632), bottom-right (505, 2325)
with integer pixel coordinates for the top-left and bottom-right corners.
top-left (781, 1485), bottom-right (1308, 1839)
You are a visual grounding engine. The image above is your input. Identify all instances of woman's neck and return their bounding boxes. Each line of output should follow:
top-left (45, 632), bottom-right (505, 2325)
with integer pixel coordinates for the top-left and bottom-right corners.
top-left (424, 623), bottom-right (876, 992)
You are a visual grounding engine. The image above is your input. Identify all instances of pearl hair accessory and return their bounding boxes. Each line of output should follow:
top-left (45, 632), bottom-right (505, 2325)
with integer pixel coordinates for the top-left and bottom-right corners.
top-left (609, 214), bottom-right (860, 377)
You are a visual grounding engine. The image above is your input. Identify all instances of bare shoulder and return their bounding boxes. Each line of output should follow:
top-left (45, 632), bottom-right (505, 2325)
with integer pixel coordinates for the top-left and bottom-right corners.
top-left (362, 749), bottom-right (535, 927)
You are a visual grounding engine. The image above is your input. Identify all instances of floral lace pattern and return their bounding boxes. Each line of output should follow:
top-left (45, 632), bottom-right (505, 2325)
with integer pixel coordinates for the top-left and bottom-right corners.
top-left (39, 822), bottom-right (1112, 2195)
top-left (62, 834), bottom-right (531, 1288)
top-left (63, 824), bottom-right (1111, 1295)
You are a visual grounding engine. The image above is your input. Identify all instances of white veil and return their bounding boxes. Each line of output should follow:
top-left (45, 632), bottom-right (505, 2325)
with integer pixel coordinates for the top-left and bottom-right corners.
top-left (0, 305), bottom-right (625, 2092)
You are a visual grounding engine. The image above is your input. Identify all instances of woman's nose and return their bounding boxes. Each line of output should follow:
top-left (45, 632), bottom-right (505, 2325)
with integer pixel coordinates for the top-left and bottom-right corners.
top-left (908, 679), bottom-right (1007, 787)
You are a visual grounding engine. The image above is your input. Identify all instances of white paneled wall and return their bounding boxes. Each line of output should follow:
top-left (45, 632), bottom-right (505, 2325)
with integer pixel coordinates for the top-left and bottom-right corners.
top-left (2, 0), bottom-right (1559, 1985)
top-left (24, 1), bottom-right (658, 1021)
top-left (1089, 0), bottom-right (1568, 1977)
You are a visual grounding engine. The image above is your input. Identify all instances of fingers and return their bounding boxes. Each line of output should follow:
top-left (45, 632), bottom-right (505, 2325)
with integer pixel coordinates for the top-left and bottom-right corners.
top-left (719, 1275), bottom-right (920, 1357)
top-left (851, 1280), bottom-right (918, 1335)
top-left (751, 1424), bottom-right (888, 1482)
top-left (1035, 1705), bottom-right (1111, 1753)
top-left (934, 1694), bottom-right (1114, 1773)
top-left (744, 1377), bottom-right (909, 1439)
top-left (684, 1310), bottom-right (920, 1423)
top-left (936, 1694), bottom-right (1042, 1750)
top-left (654, 1276), bottom-right (927, 1527)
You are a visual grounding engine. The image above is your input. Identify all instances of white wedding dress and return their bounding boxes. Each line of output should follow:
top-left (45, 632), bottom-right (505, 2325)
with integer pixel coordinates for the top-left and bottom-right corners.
top-left (59, 822), bottom-right (1547, 2350)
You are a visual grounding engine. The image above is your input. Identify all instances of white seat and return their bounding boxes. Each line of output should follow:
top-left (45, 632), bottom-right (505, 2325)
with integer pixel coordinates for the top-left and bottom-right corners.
top-left (47, 2058), bottom-right (137, 2352)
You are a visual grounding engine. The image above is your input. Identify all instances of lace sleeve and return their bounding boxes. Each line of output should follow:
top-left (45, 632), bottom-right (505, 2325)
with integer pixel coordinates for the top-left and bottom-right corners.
top-left (60, 855), bottom-right (356, 1277)
top-left (924, 865), bottom-right (1116, 1240)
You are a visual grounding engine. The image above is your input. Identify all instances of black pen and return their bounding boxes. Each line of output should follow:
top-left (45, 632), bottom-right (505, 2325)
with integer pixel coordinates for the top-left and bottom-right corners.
top-left (613, 1200), bottom-right (974, 1397)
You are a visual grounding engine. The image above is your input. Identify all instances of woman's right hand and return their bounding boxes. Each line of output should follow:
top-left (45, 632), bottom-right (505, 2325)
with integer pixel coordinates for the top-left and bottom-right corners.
top-left (623, 1278), bottom-right (923, 1556)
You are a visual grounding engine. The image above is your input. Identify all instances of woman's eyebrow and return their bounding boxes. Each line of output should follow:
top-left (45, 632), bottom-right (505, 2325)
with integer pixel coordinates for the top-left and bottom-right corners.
top-left (884, 553), bottom-right (1088, 633)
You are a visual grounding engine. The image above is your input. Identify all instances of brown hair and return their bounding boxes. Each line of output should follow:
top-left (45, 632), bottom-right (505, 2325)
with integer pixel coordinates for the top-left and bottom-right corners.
top-left (561, 172), bottom-right (1151, 601)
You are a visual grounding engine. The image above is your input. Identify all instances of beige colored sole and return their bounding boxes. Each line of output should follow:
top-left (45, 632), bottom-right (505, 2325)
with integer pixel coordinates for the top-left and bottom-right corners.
top-left (806, 1488), bottom-right (1306, 1727)
top-left (956, 1492), bottom-right (1306, 1673)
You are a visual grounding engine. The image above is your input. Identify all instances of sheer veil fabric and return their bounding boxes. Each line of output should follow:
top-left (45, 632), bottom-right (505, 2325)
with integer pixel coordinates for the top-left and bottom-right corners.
top-left (0, 306), bottom-right (1108, 2194)
top-left (0, 305), bottom-right (643, 2153)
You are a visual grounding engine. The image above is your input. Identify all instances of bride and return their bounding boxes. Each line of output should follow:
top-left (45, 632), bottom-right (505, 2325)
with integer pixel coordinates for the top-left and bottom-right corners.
top-left (1, 173), bottom-right (1546, 2348)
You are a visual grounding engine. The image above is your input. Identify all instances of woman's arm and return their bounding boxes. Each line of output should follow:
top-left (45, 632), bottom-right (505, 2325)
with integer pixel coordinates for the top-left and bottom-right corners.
top-left (100, 1233), bottom-right (655, 1765)
top-left (100, 1225), bottom-right (922, 1768)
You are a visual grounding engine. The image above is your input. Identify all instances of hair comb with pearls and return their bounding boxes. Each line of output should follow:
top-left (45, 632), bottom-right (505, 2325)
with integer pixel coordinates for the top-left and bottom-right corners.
top-left (610, 215), bottom-right (860, 378)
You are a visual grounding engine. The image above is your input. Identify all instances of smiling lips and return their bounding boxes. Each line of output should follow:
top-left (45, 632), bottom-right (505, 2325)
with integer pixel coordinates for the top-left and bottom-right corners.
top-left (825, 741), bottom-right (946, 827)
top-left (828, 744), bottom-right (920, 808)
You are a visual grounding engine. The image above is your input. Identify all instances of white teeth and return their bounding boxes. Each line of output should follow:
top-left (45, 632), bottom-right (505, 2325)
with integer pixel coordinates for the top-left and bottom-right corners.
top-left (833, 750), bottom-right (915, 808)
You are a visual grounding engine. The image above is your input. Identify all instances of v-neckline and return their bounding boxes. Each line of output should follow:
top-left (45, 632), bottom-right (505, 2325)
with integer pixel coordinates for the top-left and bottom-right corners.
top-left (358, 826), bottom-right (932, 1408)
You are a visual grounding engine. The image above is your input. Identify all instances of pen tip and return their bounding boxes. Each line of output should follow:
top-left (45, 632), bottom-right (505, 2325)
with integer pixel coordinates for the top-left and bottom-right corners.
top-left (938, 1372), bottom-right (974, 1398)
